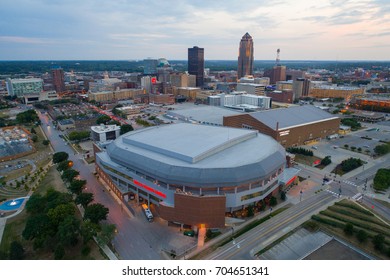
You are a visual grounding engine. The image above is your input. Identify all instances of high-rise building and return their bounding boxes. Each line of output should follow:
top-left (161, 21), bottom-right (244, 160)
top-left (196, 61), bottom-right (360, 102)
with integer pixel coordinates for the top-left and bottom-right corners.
top-left (6, 78), bottom-right (43, 97)
top-left (237, 32), bottom-right (254, 79)
top-left (143, 58), bottom-right (158, 75)
top-left (188, 46), bottom-right (204, 87)
top-left (51, 66), bottom-right (65, 93)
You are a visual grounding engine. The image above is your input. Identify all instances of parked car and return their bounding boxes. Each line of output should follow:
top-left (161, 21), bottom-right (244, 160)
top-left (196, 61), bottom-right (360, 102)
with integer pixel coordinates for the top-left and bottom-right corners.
top-left (183, 230), bottom-right (195, 237)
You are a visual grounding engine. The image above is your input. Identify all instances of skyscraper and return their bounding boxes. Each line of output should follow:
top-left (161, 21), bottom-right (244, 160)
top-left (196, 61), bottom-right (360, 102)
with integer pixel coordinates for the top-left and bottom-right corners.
top-left (51, 66), bottom-right (65, 93)
top-left (188, 46), bottom-right (204, 87)
top-left (237, 32), bottom-right (254, 79)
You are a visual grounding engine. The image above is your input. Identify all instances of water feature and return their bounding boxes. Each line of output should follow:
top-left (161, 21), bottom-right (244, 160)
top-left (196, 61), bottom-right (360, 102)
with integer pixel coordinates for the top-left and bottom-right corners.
top-left (0, 197), bottom-right (26, 211)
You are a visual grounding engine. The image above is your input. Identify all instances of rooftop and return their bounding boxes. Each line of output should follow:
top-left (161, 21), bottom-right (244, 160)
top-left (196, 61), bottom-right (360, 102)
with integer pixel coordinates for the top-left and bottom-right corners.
top-left (249, 105), bottom-right (339, 130)
top-left (167, 104), bottom-right (244, 125)
top-left (91, 124), bottom-right (120, 133)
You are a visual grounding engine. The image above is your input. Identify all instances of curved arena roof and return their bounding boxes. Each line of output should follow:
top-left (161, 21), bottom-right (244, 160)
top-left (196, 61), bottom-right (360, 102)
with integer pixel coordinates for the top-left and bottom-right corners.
top-left (106, 123), bottom-right (285, 187)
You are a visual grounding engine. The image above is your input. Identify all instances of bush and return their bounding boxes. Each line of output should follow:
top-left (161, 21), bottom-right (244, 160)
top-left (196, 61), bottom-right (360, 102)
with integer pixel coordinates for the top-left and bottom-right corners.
top-left (357, 229), bottom-right (368, 243)
top-left (344, 223), bottom-right (354, 236)
top-left (81, 245), bottom-right (91, 257)
top-left (269, 196), bottom-right (277, 207)
top-left (321, 156), bottom-right (332, 166)
top-left (372, 234), bottom-right (385, 252)
top-left (373, 168), bottom-right (390, 191)
top-left (280, 191), bottom-right (286, 201)
top-left (286, 147), bottom-right (313, 156)
top-left (340, 157), bottom-right (363, 173)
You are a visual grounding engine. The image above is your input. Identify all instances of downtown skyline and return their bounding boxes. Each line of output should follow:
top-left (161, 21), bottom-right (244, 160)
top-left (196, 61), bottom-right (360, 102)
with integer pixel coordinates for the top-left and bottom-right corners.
top-left (1, 0), bottom-right (390, 61)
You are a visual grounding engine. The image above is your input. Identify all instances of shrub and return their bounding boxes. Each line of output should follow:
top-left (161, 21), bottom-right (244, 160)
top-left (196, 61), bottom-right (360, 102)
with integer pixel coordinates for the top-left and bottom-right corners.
top-left (357, 229), bottom-right (368, 243)
top-left (372, 234), bottom-right (385, 252)
top-left (344, 223), bottom-right (354, 236)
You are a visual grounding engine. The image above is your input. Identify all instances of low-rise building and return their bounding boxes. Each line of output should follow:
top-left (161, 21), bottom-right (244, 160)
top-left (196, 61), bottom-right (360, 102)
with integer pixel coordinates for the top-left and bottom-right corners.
top-left (91, 124), bottom-right (121, 142)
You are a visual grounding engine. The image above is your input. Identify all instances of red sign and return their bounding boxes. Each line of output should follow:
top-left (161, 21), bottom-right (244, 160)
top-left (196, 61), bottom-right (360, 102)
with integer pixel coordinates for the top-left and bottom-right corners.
top-left (285, 176), bottom-right (297, 186)
top-left (313, 159), bottom-right (321, 165)
top-left (133, 179), bottom-right (166, 199)
top-left (151, 77), bottom-right (157, 84)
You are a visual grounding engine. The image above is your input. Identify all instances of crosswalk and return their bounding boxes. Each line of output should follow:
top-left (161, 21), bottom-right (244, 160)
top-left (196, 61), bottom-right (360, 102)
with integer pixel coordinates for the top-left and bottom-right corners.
top-left (342, 180), bottom-right (358, 187)
top-left (351, 193), bottom-right (363, 201)
top-left (325, 189), bottom-right (342, 198)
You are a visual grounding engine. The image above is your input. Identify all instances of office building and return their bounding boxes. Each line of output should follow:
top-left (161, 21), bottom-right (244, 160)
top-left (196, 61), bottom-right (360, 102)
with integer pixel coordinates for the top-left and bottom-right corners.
top-left (237, 33), bottom-right (254, 79)
top-left (143, 58), bottom-right (158, 75)
top-left (188, 46), bottom-right (204, 87)
top-left (51, 66), bottom-right (65, 93)
top-left (6, 78), bottom-right (43, 97)
top-left (91, 124), bottom-right (121, 142)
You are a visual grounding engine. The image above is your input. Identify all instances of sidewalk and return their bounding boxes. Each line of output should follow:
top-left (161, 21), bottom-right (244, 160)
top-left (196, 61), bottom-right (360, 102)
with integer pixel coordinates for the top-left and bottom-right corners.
top-left (184, 200), bottom-right (291, 260)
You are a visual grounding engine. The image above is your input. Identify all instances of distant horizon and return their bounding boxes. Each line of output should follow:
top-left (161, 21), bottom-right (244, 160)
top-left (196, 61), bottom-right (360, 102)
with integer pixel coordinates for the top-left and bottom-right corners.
top-left (1, 59), bottom-right (390, 62)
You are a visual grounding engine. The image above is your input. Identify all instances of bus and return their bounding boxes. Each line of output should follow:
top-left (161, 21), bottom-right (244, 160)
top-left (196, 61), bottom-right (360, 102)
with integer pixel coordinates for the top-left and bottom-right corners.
top-left (141, 204), bottom-right (153, 222)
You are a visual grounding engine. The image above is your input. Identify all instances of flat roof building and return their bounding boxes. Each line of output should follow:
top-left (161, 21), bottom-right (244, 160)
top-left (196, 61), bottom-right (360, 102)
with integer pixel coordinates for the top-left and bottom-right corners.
top-left (95, 123), bottom-right (293, 228)
top-left (224, 105), bottom-right (340, 147)
top-left (91, 124), bottom-right (121, 142)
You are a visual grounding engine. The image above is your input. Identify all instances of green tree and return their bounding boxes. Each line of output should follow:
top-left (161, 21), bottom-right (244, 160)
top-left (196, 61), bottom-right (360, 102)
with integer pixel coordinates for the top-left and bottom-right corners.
top-left (357, 229), bottom-right (368, 243)
top-left (69, 179), bottom-right (87, 195)
top-left (16, 109), bottom-right (39, 124)
top-left (321, 156), bottom-right (332, 166)
top-left (373, 168), bottom-right (390, 191)
top-left (269, 196), bottom-right (277, 207)
top-left (75, 192), bottom-right (94, 208)
top-left (54, 244), bottom-right (65, 260)
top-left (9, 241), bottom-right (25, 260)
top-left (25, 193), bottom-right (46, 214)
top-left (96, 224), bottom-right (116, 246)
top-left (42, 139), bottom-right (50, 146)
top-left (120, 124), bottom-right (134, 135)
top-left (56, 160), bottom-right (72, 172)
top-left (68, 131), bottom-right (90, 141)
top-left (30, 127), bottom-right (36, 134)
top-left (280, 191), bottom-right (287, 201)
top-left (374, 143), bottom-right (390, 156)
top-left (53, 152), bottom-right (69, 163)
top-left (61, 169), bottom-right (79, 183)
top-left (343, 223), bottom-right (354, 236)
top-left (31, 134), bottom-right (38, 142)
top-left (22, 214), bottom-right (52, 241)
top-left (84, 203), bottom-right (109, 224)
top-left (47, 203), bottom-right (75, 228)
top-left (372, 234), bottom-right (385, 252)
top-left (96, 115), bottom-right (111, 125)
top-left (247, 205), bottom-right (254, 217)
top-left (81, 220), bottom-right (99, 243)
top-left (57, 216), bottom-right (80, 247)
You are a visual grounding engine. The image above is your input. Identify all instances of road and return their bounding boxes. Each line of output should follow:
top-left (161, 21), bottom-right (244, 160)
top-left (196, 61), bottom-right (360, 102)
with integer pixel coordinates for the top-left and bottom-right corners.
top-left (206, 192), bottom-right (337, 260)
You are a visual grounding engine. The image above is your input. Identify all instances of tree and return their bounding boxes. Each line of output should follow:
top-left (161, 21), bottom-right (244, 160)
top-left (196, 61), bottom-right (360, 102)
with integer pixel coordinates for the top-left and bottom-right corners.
top-left (31, 134), bottom-right (38, 142)
top-left (280, 191), bottom-right (287, 201)
top-left (96, 224), bottom-right (116, 246)
top-left (96, 115), bottom-right (111, 125)
top-left (54, 244), bottom-right (65, 260)
top-left (25, 193), bottom-right (46, 214)
top-left (69, 179), bottom-right (87, 195)
top-left (42, 139), bottom-right (50, 146)
top-left (84, 203), bottom-right (109, 224)
top-left (22, 214), bottom-right (52, 241)
top-left (269, 196), bottom-right (277, 207)
top-left (357, 229), bottom-right (368, 243)
top-left (47, 203), bottom-right (75, 228)
top-left (120, 124), bottom-right (134, 135)
top-left (57, 216), bottom-right (80, 247)
top-left (81, 220), bottom-right (99, 243)
top-left (343, 223), bottom-right (354, 236)
top-left (68, 131), bottom-right (90, 141)
top-left (57, 160), bottom-right (72, 172)
top-left (321, 156), bottom-right (332, 166)
top-left (374, 143), bottom-right (390, 156)
top-left (247, 205), bottom-right (254, 217)
top-left (30, 127), bottom-right (36, 134)
top-left (372, 234), bottom-right (385, 252)
top-left (53, 152), bottom-right (69, 163)
top-left (61, 169), bottom-right (79, 183)
top-left (9, 241), bottom-right (25, 260)
top-left (373, 168), bottom-right (390, 191)
top-left (75, 192), bottom-right (94, 208)
top-left (16, 109), bottom-right (39, 124)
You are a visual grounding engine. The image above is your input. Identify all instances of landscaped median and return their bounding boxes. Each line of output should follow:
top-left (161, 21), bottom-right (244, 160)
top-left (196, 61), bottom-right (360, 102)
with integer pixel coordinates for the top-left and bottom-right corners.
top-left (311, 199), bottom-right (390, 259)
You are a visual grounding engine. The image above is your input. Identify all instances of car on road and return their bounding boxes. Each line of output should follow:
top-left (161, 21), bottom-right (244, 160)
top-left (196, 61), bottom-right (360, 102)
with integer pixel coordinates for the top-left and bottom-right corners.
top-left (312, 146), bottom-right (318, 150)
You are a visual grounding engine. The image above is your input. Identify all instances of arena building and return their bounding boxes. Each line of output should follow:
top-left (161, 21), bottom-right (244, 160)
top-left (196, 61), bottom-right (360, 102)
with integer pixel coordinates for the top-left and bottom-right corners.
top-left (95, 123), bottom-right (295, 228)
top-left (223, 105), bottom-right (340, 147)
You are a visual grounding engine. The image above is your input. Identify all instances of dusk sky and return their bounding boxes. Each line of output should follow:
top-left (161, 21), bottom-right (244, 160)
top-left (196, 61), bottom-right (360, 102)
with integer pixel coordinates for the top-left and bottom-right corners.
top-left (1, 0), bottom-right (389, 61)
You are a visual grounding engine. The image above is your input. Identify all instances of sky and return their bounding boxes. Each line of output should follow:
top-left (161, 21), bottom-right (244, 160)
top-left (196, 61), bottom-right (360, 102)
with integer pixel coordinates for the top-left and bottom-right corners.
top-left (0, 0), bottom-right (389, 61)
